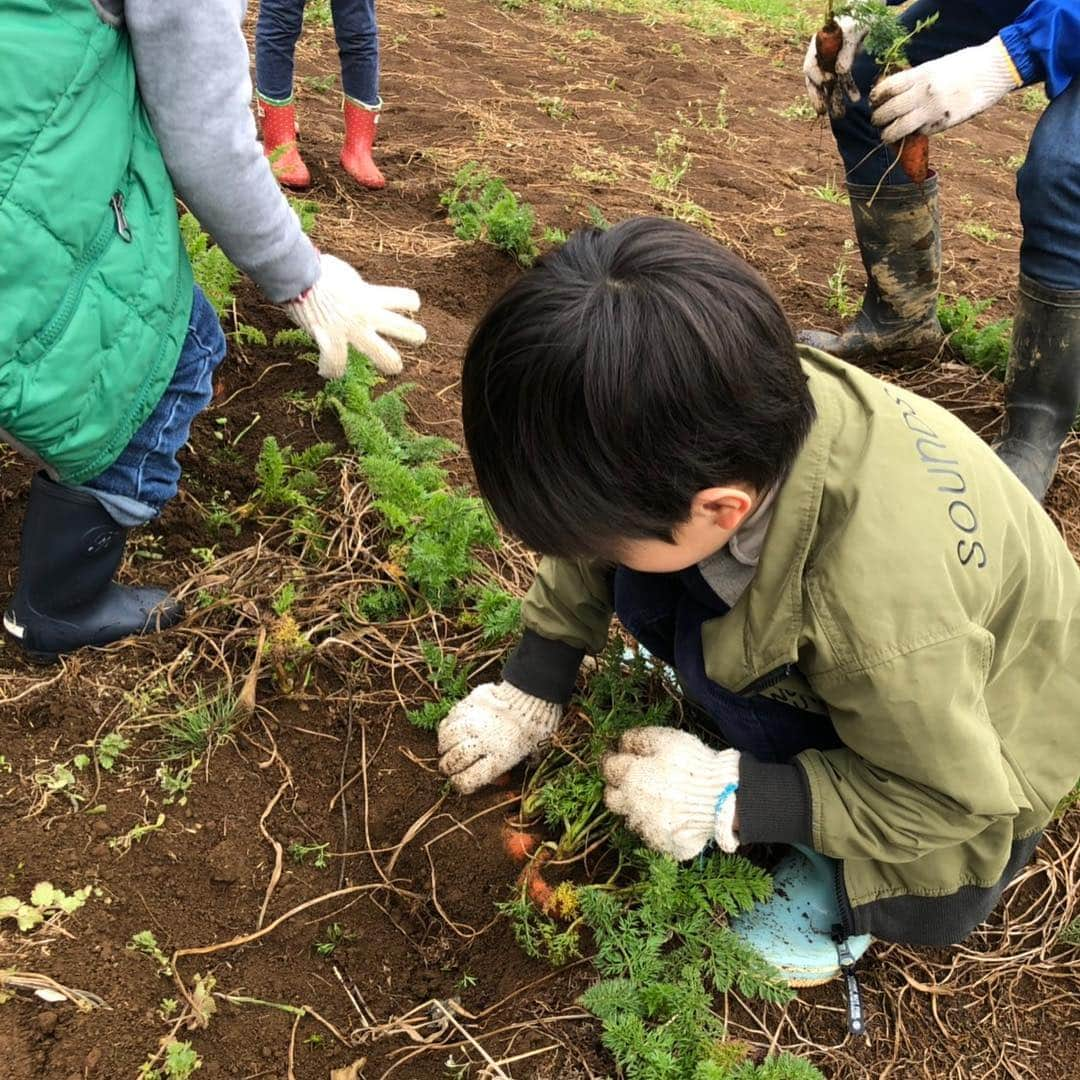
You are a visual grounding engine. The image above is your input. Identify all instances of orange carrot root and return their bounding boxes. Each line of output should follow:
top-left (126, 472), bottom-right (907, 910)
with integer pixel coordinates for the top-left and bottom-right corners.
top-left (518, 849), bottom-right (554, 911)
top-left (501, 824), bottom-right (540, 865)
top-left (815, 21), bottom-right (843, 75)
top-left (896, 133), bottom-right (930, 184)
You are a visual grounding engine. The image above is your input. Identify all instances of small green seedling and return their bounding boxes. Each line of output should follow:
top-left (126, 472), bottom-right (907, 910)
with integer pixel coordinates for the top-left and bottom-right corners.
top-left (138, 1040), bottom-right (202, 1080)
top-left (314, 922), bottom-right (354, 957)
top-left (130, 930), bottom-right (173, 976)
top-left (96, 731), bottom-right (130, 771)
top-left (0, 881), bottom-right (91, 932)
top-left (288, 841), bottom-right (330, 869)
top-left (109, 812), bottom-right (166, 853)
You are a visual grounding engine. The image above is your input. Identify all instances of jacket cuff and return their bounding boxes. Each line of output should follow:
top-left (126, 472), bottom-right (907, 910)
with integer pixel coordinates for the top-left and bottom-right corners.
top-left (999, 25), bottom-right (1041, 87)
top-left (502, 629), bottom-right (584, 705)
top-left (737, 756), bottom-right (813, 847)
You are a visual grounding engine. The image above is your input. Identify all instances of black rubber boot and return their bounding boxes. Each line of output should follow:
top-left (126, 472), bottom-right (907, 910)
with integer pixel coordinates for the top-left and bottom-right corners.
top-left (799, 177), bottom-right (943, 364)
top-left (995, 276), bottom-right (1080, 502)
top-left (3, 473), bottom-right (183, 662)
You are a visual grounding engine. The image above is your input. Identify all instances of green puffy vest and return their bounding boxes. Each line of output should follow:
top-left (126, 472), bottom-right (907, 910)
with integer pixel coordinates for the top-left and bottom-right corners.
top-left (0, 0), bottom-right (194, 485)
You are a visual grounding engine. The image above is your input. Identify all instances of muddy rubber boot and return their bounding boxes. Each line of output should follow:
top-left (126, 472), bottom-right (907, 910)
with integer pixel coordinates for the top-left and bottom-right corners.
top-left (341, 98), bottom-right (385, 190)
top-left (2, 474), bottom-right (183, 663)
top-left (728, 846), bottom-right (872, 988)
top-left (994, 276), bottom-right (1080, 502)
top-left (259, 97), bottom-right (311, 191)
top-left (799, 177), bottom-right (943, 364)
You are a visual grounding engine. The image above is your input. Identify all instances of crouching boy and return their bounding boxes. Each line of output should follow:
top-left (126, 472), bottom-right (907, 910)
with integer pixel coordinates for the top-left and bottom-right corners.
top-left (437, 217), bottom-right (1080, 988)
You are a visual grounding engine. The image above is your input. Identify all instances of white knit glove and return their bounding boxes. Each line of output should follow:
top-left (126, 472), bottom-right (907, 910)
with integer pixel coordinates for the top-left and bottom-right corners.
top-left (284, 254), bottom-right (427, 379)
top-left (803, 16), bottom-right (868, 118)
top-left (438, 683), bottom-right (563, 795)
top-left (870, 37), bottom-right (1022, 143)
top-left (601, 727), bottom-right (740, 861)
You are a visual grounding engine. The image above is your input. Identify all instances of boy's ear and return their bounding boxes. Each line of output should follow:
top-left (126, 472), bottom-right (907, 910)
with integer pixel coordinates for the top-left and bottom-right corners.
top-left (692, 486), bottom-right (755, 532)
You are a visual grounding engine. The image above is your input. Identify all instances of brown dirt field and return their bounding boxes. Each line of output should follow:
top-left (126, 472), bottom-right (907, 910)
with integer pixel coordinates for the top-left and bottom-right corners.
top-left (1, 3), bottom-right (1078, 1079)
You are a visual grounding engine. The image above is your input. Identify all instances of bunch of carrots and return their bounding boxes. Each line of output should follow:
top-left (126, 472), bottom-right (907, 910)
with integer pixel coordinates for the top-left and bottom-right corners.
top-left (498, 641), bottom-right (678, 916)
top-left (816, 0), bottom-right (939, 183)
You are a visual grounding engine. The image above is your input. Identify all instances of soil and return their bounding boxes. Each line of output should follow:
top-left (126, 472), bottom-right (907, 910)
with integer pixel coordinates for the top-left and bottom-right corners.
top-left (1, 3), bottom-right (1077, 1079)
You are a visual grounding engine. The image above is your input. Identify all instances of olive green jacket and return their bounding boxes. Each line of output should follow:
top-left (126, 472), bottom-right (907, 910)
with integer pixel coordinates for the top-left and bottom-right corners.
top-left (506, 348), bottom-right (1080, 913)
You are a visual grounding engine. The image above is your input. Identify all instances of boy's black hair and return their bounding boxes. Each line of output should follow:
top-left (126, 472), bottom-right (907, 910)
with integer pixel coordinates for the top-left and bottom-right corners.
top-left (462, 216), bottom-right (815, 559)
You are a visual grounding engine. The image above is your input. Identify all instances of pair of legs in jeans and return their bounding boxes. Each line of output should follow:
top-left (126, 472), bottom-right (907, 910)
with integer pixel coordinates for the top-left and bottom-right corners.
top-left (256, 0), bottom-right (380, 109)
top-left (816, 0), bottom-right (1080, 501)
top-left (84, 286), bottom-right (227, 526)
top-left (254, 0), bottom-right (385, 191)
top-left (2, 286), bottom-right (225, 659)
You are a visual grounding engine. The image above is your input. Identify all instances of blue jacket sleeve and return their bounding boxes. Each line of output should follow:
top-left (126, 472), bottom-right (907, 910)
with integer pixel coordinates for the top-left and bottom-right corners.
top-left (1000, 0), bottom-right (1080, 98)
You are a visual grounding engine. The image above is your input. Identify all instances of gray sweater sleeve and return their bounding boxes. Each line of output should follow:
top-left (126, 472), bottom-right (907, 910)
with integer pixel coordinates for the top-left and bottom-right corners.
top-left (122, 0), bottom-right (320, 303)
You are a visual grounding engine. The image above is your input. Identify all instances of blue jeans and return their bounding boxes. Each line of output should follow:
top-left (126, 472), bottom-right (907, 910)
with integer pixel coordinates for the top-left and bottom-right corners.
top-left (833, 0), bottom-right (1080, 290)
top-left (81, 286), bottom-right (226, 526)
top-left (256, 0), bottom-right (380, 107)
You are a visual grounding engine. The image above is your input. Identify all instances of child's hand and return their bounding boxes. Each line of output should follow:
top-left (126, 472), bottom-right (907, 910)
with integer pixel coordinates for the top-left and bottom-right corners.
top-left (284, 254), bottom-right (427, 379)
top-left (601, 727), bottom-right (740, 861)
top-left (438, 683), bottom-right (562, 795)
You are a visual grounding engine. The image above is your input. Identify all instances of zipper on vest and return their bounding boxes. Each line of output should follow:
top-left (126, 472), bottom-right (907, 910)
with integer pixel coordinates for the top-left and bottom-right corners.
top-left (110, 192), bottom-right (132, 243)
top-left (28, 191), bottom-right (128, 358)
top-left (741, 664), bottom-right (792, 695)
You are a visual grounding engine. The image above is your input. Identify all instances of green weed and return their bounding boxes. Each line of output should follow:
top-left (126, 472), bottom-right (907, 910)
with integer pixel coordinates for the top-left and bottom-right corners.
top-left (536, 94), bottom-right (575, 121)
top-left (1018, 87), bottom-right (1048, 112)
top-left (587, 204), bottom-right (612, 230)
top-left (129, 930), bottom-right (173, 976)
top-left (289, 841), bottom-right (330, 869)
top-left (314, 922), bottom-right (353, 956)
top-left (570, 165), bottom-right (619, 186)
top-left (163, 687), bottom-right (238, 760)
top-left (0, 881), bottom-right (92, 932)
top-left (810, 177), bottom-right (849, 205)
top-left (1059, 917), bottom-right (1080, 946)
top-left (441, 163), bottom-right (539, 266)
top-left (95, 731), bottom-right (130, 771)
top-left (958, 221), bottom-right (1001, 245)
top-left (157, 759), bottom-right (199, 806)
top-left (304, 0), bottom-right (333, 26)
top-left (303, 74), bottom-right (336, 94)
top-left (826, 254), bottom-right (861, 319)
top-left (542, 226), bottom-right (569, 246)
top-left (937, 295), bottom-right (1012, 378)
top-left (138, 1040), bottom-right (202, 1080)
top-left (777, 98), bottom-right (817, 120)
top-left (651, 131), bottom-right (692, 195)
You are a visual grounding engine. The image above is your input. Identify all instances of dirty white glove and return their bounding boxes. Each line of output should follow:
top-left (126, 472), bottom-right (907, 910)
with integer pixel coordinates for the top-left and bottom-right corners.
top-left (870, 37), bottom-right (1022, 143)
top-left (602, 727), bottom-right (740, 861)
top-left (438, 683), bottom-right (562, 795)
top-left (284, 253), bottom-right (427, 379)
top-left (803, 16), bottom-right (868, 118)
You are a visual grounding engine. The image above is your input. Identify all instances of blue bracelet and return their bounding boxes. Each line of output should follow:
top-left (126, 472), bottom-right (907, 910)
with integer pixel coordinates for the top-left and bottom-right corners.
top-left (714, 782), bottom-right (738, 814)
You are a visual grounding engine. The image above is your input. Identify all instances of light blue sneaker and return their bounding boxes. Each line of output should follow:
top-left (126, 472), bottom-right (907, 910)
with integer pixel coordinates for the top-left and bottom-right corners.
top-left (728, 845), bottom-right (872, 989)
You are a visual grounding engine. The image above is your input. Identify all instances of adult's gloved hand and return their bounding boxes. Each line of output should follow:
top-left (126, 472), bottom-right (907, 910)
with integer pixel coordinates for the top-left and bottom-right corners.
top-left (870, 37), bottom-right (1021, 143)
top-left (284, 253), bottom-right (427, 379)
top-left (803, 15), bottom-right (869, 119)
top-left (602, 727), bottom-right (740, 861)
top-left (438, 683), bottom-right (562, 795)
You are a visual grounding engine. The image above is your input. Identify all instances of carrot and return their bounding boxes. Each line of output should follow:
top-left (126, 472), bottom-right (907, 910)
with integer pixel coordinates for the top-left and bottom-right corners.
top-left (501, 824), bottom-right (540, 865)
top-left (815, 19), bottom-right (844, 76)
top-left (895, 133), bottom-right (929, 184)
top-left (518, 849), bottom-right (554, 911)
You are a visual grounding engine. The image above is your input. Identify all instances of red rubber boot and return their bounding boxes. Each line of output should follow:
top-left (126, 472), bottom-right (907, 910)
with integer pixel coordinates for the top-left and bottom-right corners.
top-left (259, 99), bottom-right (311, 191)
top-left (340, 98), bottom-right (385, 190)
